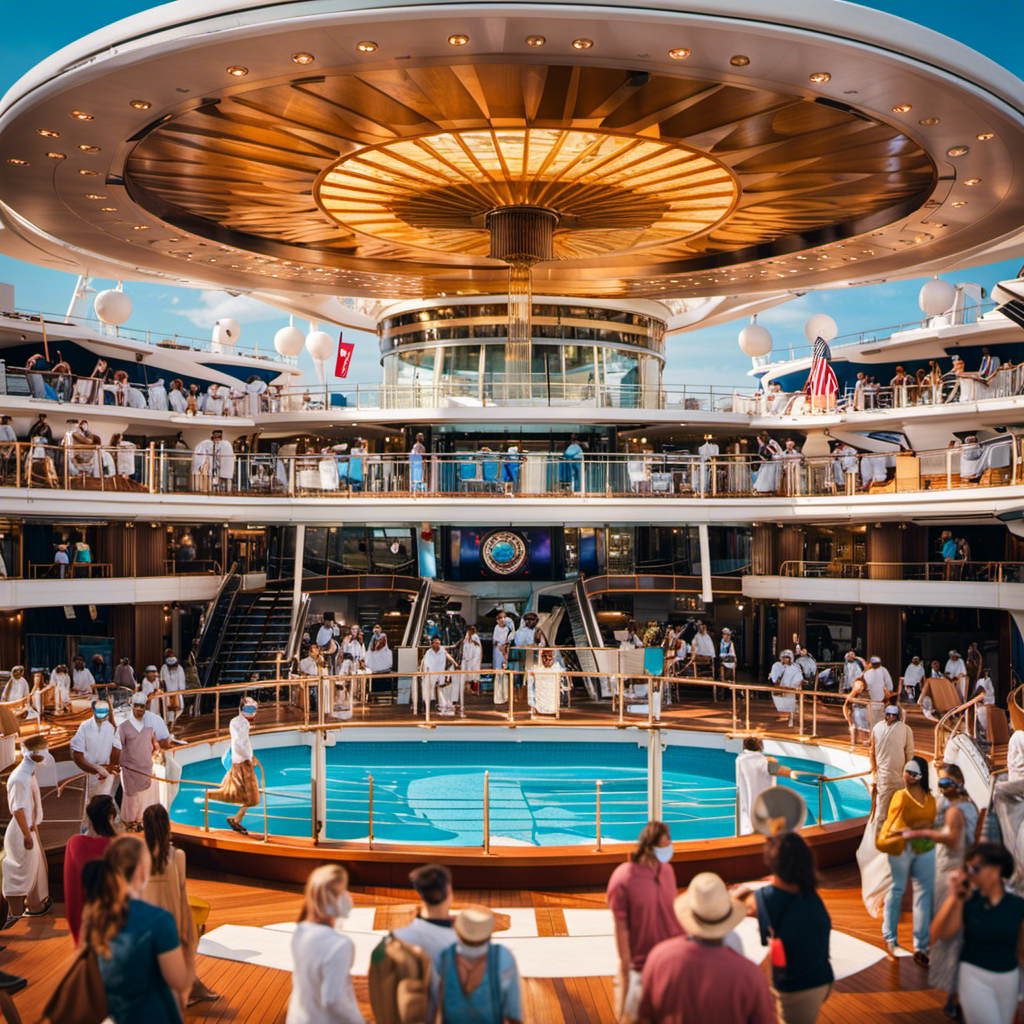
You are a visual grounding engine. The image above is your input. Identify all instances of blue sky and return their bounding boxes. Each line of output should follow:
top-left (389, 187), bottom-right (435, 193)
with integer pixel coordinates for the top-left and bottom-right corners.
top-left (1, 0), bottom-right (1020, 387)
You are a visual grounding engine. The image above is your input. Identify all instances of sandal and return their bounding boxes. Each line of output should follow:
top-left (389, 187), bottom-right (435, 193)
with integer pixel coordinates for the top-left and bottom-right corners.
top-left (226, 819), bottom-right (250, 836)
top-left (24, 896), bottom-right (53, 917)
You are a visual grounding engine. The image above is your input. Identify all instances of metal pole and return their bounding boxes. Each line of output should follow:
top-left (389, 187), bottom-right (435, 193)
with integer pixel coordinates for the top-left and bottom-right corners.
top-left (647, 729), bottom-right (662, 821)
top-left (311, 776), bottom-right (318, 844)
top-left (204, 789), bottom-right (209, 832)
top-left (731, 679), bottom-right (737, 733)
top-left (595, 779), bottom-right (602, 852)
top-left (368, 773), bottom-right (374, 850)
top-left (735, 791), bottom-right (741, 837)
top-left (818, 779), bottom-right (823, 827)
top-left (618, 673), bottom-right (624, 725)
top-left (483, 770), bottom-right (491, 854)
top-left (799, 691), bottom-right (805, 738)
top-left (745, 685), bottom-right (750, 732)
top-left (507, 670), bottom-right (515, 725)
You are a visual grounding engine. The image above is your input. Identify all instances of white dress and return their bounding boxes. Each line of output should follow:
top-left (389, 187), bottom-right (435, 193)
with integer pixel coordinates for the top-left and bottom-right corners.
top-left (735, 749), bottom-right (774, 835)
top-left (2, 758), bottom-right (47, 899)
top-left (770, 663), bottom-right (802, 713)
top-left (528, 666), bottom-right (561, 715)
top-left (461, 636), bottom-right (482, 684)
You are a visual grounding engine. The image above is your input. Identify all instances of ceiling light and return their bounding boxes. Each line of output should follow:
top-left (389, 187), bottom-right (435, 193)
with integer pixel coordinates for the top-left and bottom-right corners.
top-left (729, 55), bottom-right (750, 66)
top-left (70, 110), bottom-right (94, 121)
top-left (78, 169), bottom-right (97, 176)
top-left (946, 145), bottom-right (969, 157)
top-left (447, 34), bottom-right (469, 46)
top-left (918, 117), bottom-right (939, 126)
top-left (45, 151), bottom-right (65, 159)
top-left (667, 47), bottom-right (690, 59)
top-left (226, 65), bottom-right (248, 76)
top-left (963, 177), bottom-right (981, 186)
top-left (133, 225), bottom-right (150, 230)
top-left (129, 100), bottom-right (152, 111)
top-left (572, 38), bottom-right (594, 50)
top-left (77, 144), bottom-right (100, 153)
top-left (951, 200), bottom-right (967, 207)
top-left (101, 207), bottom-right (116, 211)
top-left (809, 72), bottom-right (831, 83)
top-left (292, 52), bottom-right (314, 64)
top-left (976, 132), bottom-right (994, 141)
top-left (892, 103), bottom-right (912, 113)
top-left (36, 129), bottom-right (59, 138)
top-left (6, 158), bottom-right (27, 165)
top-left (526, 35), bottom-right (546, 46)
top-left (356, 41), bottom-right (378, 52)
top-left (84, 194), bottom-right (106, 199)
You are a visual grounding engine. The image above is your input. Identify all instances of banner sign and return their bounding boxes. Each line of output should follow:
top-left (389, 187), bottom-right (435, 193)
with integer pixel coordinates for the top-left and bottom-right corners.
top-left (335, 333), bottom-right (354, 378)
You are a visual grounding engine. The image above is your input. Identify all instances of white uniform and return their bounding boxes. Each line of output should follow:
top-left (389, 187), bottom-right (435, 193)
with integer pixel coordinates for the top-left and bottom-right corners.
top-left (461, 635), bottom-right (482, 685)
top-left (691, 631), bottom-right (716, 658)
top-left (974, 675), bottom-right (996, 735)
top-left (946, 658), bottom-right (967, 699)
top-left (419, 648), bottom-right (453, 714)
top-left (492, 622), bottom-right (514, 703)
top-left (168, 388), bottom-right (188, 413)
top-left (902, 661), bottom-right (926, 699)
top-left (862, 665), bottom-right (893, 730)
top-left (340, 637), bottom-right (366, 674)
top-left (49, 670), bottom-right (71, 707)
top-left (842, 657), bottom-right (865, 692)
top-left (2, 675), bottom-right (29, 707)
top-left (159, 662), bottom-right (187, 724)
top-left (2, 758), bottom-right (48, 902)
top-left (70, 716), bottom-right (122, 800)
top-left (735, 749), bottom-right (778, 835)
top-left (192, 439), bottom-right (235, 487)
top-left (367, 635), bottom-right (392, 674)
top-left (71, 667), bottom-right (96, 696)
top-left (769, 662), bottom-right (803, 713)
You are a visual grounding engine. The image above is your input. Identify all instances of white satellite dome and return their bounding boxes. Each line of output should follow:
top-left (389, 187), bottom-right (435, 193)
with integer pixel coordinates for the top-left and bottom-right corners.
top-left (212, 317), bottom-right (240, 346)
top-left (804, 313), bottom-right (838, 343)
top-left (738, 322), bottom-right (773, 357)
top-left (93, 288), bottom-right (133, 326)
top-left (919, 277), bottom-right (956, 316)
top-left (305, 330), bottom-right (335, 361)
top-left (273, 325), bottom-right (305, 357)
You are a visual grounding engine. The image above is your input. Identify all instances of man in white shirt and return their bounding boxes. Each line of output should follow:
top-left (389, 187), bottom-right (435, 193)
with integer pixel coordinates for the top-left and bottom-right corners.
top-left (769, 650), bottom-right (803, 727)
top-left (492, 612), bottom-right (515, 705)
top-left (697, 435), bottom-right (719, 496)
top-left (394, 864), bottom-right (458, 1022)
top-left (70, 698), bottom-right (122, 808)
top-left (192, 429), bottom-right (235, 492)
top-left (870, 704), bottom-right (915, 828)
top-left (210, 697), bottom-right (260, 835)
top-left (341, 625), bottom-right (366, 674)
top-left (902, 655), bottom-right (926, 701)
top-left (2, 734), bottom-right (51, 923)
top-left (842, 651), bottom-right (866, 692)
top-left (316, 615), bottom-right (340, 650)
top-left (512, 612), bottom-right (545, 692)
top-left (419, 637), bottom-right (458, 716)
top-left (734, 736), bottom-right (809, 835)
top-left (863, 655), bottom-right (895, 711)
top-left (70, 654), bottom-right (96, 697)
top-left (945, 649), bottom-right (968, 700)
top-left (973, 667), bottom-right (997, 737)
top-left (159, 652), bottom-right (187, 725)
top-left (49, 663), bottom-right (71, 713)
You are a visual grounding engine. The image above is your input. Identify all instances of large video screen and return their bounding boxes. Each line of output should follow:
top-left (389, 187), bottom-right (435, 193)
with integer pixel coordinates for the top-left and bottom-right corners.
top-left (448, 527), bottom-right (553, 580)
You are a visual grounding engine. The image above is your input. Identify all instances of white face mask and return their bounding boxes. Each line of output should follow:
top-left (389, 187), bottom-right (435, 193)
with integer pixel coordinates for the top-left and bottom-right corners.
top-left (331, 891), bottom-right (353, 921)
top-left (456, 940), bottom-right (489, 959)
top-left (653, 844), bottom-right (674, 864)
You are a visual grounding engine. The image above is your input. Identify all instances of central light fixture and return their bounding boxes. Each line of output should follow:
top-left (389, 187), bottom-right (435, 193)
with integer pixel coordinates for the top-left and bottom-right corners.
top-left (892, 103), bottom-right (912, 113)
top-left (526, 35), bottom-right (546, 46)
top-left (70, 110), bottom-right (93, 120)
top-left (668, 47), bottom-right (691, 59)
top-left (572, 38), bottom-right (593, 50)
top-left (356, 41), bottom-right (378, 52)
top-left (809, 72), bottom-right (831, 83)
top-left (729, 55), bottom-right (750, 66)
top-left (226, 65), bottom-right (248, 77)
top-left (448, 34), bottom-right (469, 46)
top-left (130, 100), bottom-right (152, 110)
top-left (946, 145), bottom-right (969, 157)
top-left (292, 52), bottom-right (315, 64)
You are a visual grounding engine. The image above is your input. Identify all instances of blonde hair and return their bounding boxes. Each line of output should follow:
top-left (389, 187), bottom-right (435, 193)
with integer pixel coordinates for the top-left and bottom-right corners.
top-left (81, 836), bottom-right (145, 957)
top-left (298, 864), bottom-right (349, 925)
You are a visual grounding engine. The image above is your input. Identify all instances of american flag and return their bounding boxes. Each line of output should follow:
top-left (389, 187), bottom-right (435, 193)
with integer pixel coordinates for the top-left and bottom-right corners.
top-left (807, 336), bottom-right (838, 397)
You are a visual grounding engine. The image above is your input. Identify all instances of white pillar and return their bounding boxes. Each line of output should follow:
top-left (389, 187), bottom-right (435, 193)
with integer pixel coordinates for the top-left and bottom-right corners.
top-left (313, 729), bottom-right (327, 842)
top-left (291, 524), bottom-right (305, 635)
top-left (647, 728), bottom-right (663, 821)
top-left (698, 523), bottom-right (713, 604)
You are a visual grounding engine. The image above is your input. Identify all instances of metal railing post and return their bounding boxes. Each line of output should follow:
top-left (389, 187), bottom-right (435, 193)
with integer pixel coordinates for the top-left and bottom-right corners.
top-left (483, 769), bottom-right (491, 854)
top-left (818, 779), bottom-right (824, 827)
top-left (595, 779), bottom-right (603, 851)
top-left (798, 691), bottom-right (805, 739)
top-left (812, 680), bottom-right (818, 738)
top-left (311, 776), bottom-right (318, 844)
top-left (368, 773), bottom-right (374, 850)
top-left (618, 674), bottom-right (624, 725)
top-left (735, 792), bottom-right (741, 837)
top-left (204, 789), bottom-right (209, 833)
top-left (745, 684), bottom-right (751, 732)
top-left (507, 670), bottom-right (515, 725)
top-left (257, 760), bottom-right (268, 843)
top-left (731, 680), bottom-right (737, 733)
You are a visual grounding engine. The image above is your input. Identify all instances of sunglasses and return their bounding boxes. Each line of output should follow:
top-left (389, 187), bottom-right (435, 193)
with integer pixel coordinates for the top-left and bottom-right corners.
top-left (938, 778), bottom-right (958, 788)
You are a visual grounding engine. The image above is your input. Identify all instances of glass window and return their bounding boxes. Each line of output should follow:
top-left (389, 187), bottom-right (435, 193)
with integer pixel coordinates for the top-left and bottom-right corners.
top-left (482, 345), bottom-right (506, 377)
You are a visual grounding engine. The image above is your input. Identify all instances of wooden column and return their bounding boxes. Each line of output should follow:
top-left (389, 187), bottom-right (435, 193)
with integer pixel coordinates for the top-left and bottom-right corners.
top-left (134, 605), bottom-right (168, 669)
top-left (751, 525), bottom-right (776, 576)
top-left (777, 604), bottom-right (807, 653)
top-left (865, 604), bottom-right (901, 675)
top-left (867, 524), bottom-right (902, 580)
top-left (136, 524), bottom-right (166, 577)
top-left (777, 526), bottom-right (805, 570)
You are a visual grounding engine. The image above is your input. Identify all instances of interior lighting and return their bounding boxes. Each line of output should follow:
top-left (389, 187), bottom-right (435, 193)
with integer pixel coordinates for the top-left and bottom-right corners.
top-left (356, 41), bottom-right (378, 52)
top-left (101, 207), bottom-right (116, 211)
top-left (892, 103), bottom-right (912, 113)
top-left (78, 144), bottom-right (100, 153)
top-left (572, 38), bottom-right (594, 50)
top-left (809, 72), bottom-right (831, 83)
top-left (130, 100), bottom-right (152, 110)
top-left (292, 52), bottom-right (315, 64)
top-left (951, 200), bottom-right (967, 207)
top-left (976, 132), bottom-right (994, 141)
top-left (226, 65), bottom-right (249, 76)
top-left (133, 225), bottom-right (150, 230)
top-left (667, 47), bottom-right (690, 59)
top-left (447, 34), bottom-right (469, 46)
top-left (78, 169), bottom-right (98, 176)
top-left (918, 117), bottom-right (939, 126)
top-left (946, 145), bottom-right (969, 157)
top-left (526, 35), bottom-right (546, 46)
top-left (36, 129), bottom-right (59, 138)
top-left (6, 158), bottom-right (27, 165)
top-left (963, 177), bottom-right (981, 186)
top-left (46, 152), bottom-right (65, 159)
top-left (85, 194), bottom-right (106, 199)
top-left (70, 110), bottom-right (94, 120)
top-left (729, 55), bottom-right (750, 66)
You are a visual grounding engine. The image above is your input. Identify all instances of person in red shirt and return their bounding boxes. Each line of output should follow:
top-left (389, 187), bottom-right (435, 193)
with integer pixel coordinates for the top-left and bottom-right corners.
top-left (606, 821), bottom-right (682, 1022)
top-left (638, 872), bottom-right (775, 1024)
top-left (64, 793), bottom-right (120, 944)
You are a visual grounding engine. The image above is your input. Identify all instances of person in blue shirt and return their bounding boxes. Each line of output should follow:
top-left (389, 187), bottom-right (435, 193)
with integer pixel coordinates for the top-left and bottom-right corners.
top-left (79, 835), bottom-right (188, 1024)
top-left (563, 434), bottom-right (584, 492)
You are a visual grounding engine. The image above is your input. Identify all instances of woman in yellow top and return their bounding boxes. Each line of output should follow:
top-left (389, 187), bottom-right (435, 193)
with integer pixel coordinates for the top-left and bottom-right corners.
top-left (877, 755), bottom-right (936, 965)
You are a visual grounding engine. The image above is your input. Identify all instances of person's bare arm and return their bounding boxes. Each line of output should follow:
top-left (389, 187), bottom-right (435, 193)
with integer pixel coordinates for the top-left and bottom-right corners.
top-left (157, 946), bottom-right (189, 993)
top-left (12, 809), bottom-right (32, 850)
top-left (613, 916), bottom-right (631, 988)
top-left (905, 803), bottom-right (964, 847)
top-left (931, 870), bottom-right (968, 942)
top-left (72, 750), bottom-right (103, 777)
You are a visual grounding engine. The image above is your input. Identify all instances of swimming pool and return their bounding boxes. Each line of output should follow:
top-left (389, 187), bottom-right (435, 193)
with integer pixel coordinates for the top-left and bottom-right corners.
top-left (170, 736), bottom-right (871, 847)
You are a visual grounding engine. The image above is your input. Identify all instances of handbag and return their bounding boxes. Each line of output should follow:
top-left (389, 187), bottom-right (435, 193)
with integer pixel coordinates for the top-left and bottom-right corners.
top-left (40, 941), bottom-right (108, 1024)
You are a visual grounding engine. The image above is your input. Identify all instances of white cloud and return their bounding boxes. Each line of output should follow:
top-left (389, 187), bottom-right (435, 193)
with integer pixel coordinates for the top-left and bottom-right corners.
top-left (178, 290), bottom-right (283, 328)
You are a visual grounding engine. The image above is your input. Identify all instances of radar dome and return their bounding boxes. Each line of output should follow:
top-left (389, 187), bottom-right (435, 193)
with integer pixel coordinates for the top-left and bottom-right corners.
top-left (273, 325), bottom-right (305, 357)
top-left (94, 289), bottom-right (132, 326)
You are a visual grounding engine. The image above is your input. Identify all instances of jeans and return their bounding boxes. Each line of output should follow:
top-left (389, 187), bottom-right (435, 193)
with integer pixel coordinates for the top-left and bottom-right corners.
top-left (884, 845), bottom-right (934, 951)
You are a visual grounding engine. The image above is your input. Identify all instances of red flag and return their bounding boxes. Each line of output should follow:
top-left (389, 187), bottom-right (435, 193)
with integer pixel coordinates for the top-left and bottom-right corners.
top-left (334, 334), bottom-right (354, 378)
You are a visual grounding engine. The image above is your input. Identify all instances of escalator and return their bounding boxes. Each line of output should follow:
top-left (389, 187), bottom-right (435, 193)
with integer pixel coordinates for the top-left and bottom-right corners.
top-left (205, 582), bottom-right (296, 688)
top-left (194, 563), bottom-right (240, 684)
top-left (562, 579), bottom-right (606, 700)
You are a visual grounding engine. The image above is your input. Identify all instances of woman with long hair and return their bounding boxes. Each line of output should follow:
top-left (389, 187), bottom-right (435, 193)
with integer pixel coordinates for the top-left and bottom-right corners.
top-left (735, 832), bottom-right (833, 1024)
top-left (79, 835), bottom-right (188, 1024)
top-left (286, 863), bottom-right (364, 1023)
top-left (877, 754), bottom-right (936, 963)
top-left (606, 821), bottom-right (681, 1023)
top-left (140, 804), bottom-right (219, 1009)
top-left (64, 793), bottom-right (119, 944)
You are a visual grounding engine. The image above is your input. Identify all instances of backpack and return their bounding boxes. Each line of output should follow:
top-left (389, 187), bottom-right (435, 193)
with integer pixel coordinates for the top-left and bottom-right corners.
top-left (368, 932), bottom-right (433, 1024)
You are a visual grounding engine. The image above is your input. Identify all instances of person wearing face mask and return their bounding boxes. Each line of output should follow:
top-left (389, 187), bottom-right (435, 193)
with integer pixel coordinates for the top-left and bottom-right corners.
top-left (1, 734), bottom-right (53, 927)
top-left (286, 863), bottom-right (364, 1024)
top-left (116, 692), bottom-right (172, 830)
top-left (65, 794), bottom-right (121, 944)
top-left (70, 698), bottom-right (122, 814)
top-left (49, 661), bottom-right (71, 713)
top-left (209, 697), bottom-right (260, 835)
top-left (80, 835), bottom-right (188, 1024)
top-left (159, 651), bottom-right (187, 726)
top-left (607, 821), bottom-right (682, 1024)
top-left (366, 623), bottom-right (393, 703)
top-left (436, 905), bottom-right (522, 1024)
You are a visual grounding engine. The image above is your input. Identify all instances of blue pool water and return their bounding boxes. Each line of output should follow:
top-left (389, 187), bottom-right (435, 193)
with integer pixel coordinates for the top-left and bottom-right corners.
top-left (172, 741), bottom-right (870, 846)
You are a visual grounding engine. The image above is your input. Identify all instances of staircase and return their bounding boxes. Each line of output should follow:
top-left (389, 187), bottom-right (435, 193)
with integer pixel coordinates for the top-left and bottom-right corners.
top-left (562, 579), bottom-right (604, 700)
top-left (194, 563), bottom-right (240, 683)
top-left (205, 583), bottom-right (295, 688)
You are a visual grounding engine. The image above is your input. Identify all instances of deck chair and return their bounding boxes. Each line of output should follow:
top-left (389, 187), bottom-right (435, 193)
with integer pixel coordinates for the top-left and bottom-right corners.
top-left (1007, 686), bottom-right (1024, 733)
top-left (929, 677), bottom-right (963, 718)
top-left (986, 707), bottom-right (1010, 772)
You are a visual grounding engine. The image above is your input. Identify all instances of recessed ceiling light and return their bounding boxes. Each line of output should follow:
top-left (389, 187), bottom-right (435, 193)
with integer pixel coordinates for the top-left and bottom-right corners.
top-left (892, 103), bottom-right (912, 113)
top-left (133, 225), bottom-right (150, 230)
top-left (951, 200), bottom-right (967, 207)
top-left (292, 52), bottom-right (315, 64)
top-left (976, 132), bottom-right (994, 141)
top-left (526, 35), bottom-right (546, 46)
top-left (356, 41), bottom-right (378, 52)
top-left (36, 129), bottom-right (59, 138)
top-left (6, 158), bottom-right (28, 166)
top-left (934, 222), bottom-right (947, 228)
top-left (45, 152), bottom-right (65, 160)
top-left (946, 145), bottom-right (969, 157)
top-left (129, 100), bottom-right (152, 110)
top-left (78, 169), bottom-right (97, 176)
top-left (667, 47), bottom-right (690, 59)
top-left (447, 34), bottom-right (469, 46)
top-left (963, 177), bottom-right (981, 186)
top-left (70, 110), bottom-right (94, 120)
top-left (729, 55), bottom-right (750, 66)
top-left (572, 38), bottom-right (594, 50)
top-left (77, 144), bottom-right (100, 153)
top-left (226, 65), bottom-right (248, 76)
top-left (84, 194), bottom-right (106, 199)
top-left (809, 72), bottom-right (831, 83)
top-left (101, 207), bottom-right (116, 211)
top-left (918, 117), bottom-right (939, 126)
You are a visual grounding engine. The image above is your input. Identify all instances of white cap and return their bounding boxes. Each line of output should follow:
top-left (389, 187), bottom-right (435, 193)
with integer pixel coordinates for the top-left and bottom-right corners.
top-left (870, 656), bottom-right (881, 664)
top-left (130, 692), bottom-right (148, 706)
top-left (145, 665), bottom-right (158, 673)
top-left (884, 704), bottom-right (901, 715)
top-left (779, 649), bottom-right (793, 659)
top-left (904, 759), bottom-right (922, 776)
